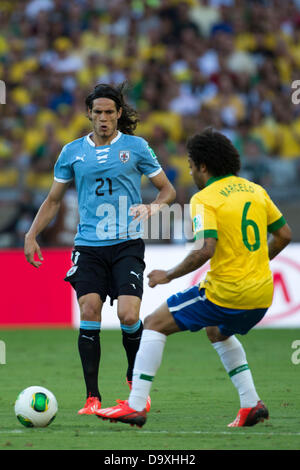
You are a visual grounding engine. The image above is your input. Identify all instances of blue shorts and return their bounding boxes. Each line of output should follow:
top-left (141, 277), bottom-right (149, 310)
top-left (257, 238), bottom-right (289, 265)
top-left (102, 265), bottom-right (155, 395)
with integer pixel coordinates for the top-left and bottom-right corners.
top-left (167, 286), bottom-right (267, 336)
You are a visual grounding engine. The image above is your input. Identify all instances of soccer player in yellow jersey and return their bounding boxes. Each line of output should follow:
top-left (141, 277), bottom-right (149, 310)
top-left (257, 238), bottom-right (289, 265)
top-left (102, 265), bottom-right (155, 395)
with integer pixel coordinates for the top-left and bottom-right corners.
top-left (96, 128), bottom-right (292, 428)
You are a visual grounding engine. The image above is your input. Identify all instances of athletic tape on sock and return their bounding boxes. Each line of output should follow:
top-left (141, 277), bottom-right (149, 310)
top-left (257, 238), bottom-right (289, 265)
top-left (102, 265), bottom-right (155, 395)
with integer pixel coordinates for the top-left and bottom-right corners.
top-left (120, 320), bottom-right (141, 334)
top-left (228, 364), bottom-right (249, 377)
top-left (139, 373), bottom-right (154, 382)
top-left (80, 320), bottom-right (101, 330)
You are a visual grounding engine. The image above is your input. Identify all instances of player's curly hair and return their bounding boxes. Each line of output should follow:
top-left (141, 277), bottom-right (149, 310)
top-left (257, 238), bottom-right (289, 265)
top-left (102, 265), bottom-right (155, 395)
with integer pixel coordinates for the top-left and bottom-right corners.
top-left (187, 128), bottom-right (241, 176)
top-left (85, 82), bottom-right (139, 135)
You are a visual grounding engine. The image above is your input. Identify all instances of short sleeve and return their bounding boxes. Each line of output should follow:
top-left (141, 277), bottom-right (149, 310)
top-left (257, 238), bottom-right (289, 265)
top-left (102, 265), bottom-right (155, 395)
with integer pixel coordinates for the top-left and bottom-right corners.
top-left (54, 145), bottom-right (74, 183)
top-left (190, 194), bottom-right (218, 240)
top-left (137, 139), bottom-right (162, 178)
top-left (263, 189), bottom-right (286, 233)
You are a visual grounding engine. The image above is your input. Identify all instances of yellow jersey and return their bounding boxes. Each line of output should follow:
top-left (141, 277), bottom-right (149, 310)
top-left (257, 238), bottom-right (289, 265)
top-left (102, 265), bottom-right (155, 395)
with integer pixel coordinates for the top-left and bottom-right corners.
top-left (190, 175), bottom-right (286, 309)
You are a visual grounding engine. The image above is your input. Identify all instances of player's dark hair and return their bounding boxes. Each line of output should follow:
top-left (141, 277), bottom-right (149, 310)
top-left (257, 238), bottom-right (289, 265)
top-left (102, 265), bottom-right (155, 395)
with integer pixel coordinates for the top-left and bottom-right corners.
top-left (187, 128), bottom-right (241, 176)
top-left (85, 82), bottom-right (139, 135)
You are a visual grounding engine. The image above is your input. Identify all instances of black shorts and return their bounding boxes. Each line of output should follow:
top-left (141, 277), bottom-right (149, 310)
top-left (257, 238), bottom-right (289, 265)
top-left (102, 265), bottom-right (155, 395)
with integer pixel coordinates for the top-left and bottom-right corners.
top-left (64, 238), bottom-right (145, 304)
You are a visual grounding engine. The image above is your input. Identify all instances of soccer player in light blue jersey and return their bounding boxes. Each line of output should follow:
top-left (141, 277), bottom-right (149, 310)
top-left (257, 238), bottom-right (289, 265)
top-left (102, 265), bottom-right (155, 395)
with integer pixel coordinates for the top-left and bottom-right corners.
top-left (24, 83), bottom-right (176, 414)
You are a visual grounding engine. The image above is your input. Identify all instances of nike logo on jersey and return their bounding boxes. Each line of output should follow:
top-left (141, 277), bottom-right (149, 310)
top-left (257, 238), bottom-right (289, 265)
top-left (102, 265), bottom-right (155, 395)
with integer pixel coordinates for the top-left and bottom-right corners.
top-left (75, 155), bottom-right (85, 162)
top-left (130, 283), bottom-right (136, 289)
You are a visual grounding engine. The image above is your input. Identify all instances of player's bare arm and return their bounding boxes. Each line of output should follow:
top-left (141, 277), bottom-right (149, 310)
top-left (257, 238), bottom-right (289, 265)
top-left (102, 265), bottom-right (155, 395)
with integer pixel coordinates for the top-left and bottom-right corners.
top-left (148, 237), bottom-right (217, 287)
top-left (130, 170), bottom-right (176, 221)
top-left (268, 223), bottom-right (292, 260)
top-left (24, 181), bottom-right (69, 268)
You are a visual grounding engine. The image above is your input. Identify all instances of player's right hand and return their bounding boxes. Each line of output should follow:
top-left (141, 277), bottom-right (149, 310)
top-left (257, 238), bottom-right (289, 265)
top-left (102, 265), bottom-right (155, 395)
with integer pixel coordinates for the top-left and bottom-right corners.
top-left (24, 236), bottom-right (44, 268)
top-left (148, 269), bottom-right (170, 288)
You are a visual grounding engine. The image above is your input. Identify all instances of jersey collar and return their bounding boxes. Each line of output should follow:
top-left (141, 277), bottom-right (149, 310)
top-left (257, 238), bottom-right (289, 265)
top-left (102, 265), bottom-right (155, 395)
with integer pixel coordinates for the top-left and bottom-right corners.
top-left (86, 130), bottom-right (122, 147)
top-left (205, 174), bottom-right (233, 187)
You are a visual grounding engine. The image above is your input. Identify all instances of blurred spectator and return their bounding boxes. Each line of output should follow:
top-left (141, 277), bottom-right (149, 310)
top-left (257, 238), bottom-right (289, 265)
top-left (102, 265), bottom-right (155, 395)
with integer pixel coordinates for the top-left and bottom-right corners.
top-left (239, 137), bottom-right (272, 186)
top-left (205, 72), bottom-right (246, 126)
top-left (51, 37), bottom-right (84, 74)
top-left (272, 99), bottom-right (300, 158)
top-left (25, 0), bottom-right (54, 19)
top-left (188, 0), bottom-right (220, 37)
top-left (0, 190), bottom-right (37, 247)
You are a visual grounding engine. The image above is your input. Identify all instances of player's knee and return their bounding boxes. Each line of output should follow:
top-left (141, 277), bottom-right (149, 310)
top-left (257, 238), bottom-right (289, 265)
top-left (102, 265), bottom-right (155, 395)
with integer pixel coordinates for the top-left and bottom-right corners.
top-left (118, 308), bottom-right (139, 326)
top-left (206, 326), bottom-right (228, 343)
top-left (143, 314), bottom-right (152, 329)
top-left (144, 313), bottom-right (160, 331)
top-left (79, 300), bottom-right (100, 322)
top-left (144, 304), bottom-right (177, 335)
top-left (118, 295), bottom-right (141, 325)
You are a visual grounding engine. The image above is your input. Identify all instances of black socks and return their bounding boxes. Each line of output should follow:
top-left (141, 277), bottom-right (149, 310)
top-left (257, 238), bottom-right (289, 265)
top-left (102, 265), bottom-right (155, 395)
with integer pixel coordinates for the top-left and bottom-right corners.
top-left (121, 321), bottom-right (144, 382)
top-left (78, 320), bottom-right (144, 398)
top-left (78, 329), bottom-right (101, 400)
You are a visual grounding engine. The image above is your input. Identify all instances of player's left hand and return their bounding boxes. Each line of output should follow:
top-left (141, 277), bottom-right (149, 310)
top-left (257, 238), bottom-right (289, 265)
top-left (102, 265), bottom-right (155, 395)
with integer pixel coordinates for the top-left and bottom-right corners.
top-left (24, 236), bottom-right (44, 268)
top-left (129, 204), bottom-right (149, 222)
top-left (129, 203), bottom-right (161, 222)
top-left (148, 269), bottom-right (170, 288)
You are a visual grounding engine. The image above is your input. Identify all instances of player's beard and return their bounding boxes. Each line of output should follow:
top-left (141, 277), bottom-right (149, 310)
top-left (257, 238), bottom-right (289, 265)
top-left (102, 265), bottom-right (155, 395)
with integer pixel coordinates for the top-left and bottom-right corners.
top-left (96, 123), bottom-right (117, 141)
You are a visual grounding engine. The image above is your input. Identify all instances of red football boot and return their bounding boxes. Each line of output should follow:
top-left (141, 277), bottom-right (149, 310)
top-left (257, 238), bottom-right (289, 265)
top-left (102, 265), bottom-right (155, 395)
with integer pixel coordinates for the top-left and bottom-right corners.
top-left (96, 400), bottom-right (147, 428)
top-left (116, 379), bottom-right (151, 412)
top-left (78, 396), bottom-right (101, 415)
top-left (228, 400), bottom-right (269, 427)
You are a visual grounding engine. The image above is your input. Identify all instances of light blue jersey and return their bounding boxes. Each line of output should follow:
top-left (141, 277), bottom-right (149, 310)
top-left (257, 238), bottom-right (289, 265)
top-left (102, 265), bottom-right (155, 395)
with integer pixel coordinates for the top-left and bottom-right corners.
top-left (54, 131), bottom-right (162, 246)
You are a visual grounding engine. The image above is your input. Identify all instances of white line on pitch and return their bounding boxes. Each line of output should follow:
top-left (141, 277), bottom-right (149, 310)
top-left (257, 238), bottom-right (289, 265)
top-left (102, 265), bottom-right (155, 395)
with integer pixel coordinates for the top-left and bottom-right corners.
top-left (1, 429), bottom-right (300, 437)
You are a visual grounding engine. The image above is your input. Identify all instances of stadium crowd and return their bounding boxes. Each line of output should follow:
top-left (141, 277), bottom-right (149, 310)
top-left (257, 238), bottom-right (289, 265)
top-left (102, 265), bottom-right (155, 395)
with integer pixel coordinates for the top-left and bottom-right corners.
top-left (1, 0), bottom-right (300, 246)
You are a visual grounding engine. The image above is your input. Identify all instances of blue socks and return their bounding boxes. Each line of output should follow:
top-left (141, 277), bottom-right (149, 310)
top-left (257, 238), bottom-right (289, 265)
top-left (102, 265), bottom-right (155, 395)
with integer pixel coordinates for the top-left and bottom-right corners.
top-left (80, 320), bottom-right (101, 331)
top-left (120, 320), bottom-right (142, 335)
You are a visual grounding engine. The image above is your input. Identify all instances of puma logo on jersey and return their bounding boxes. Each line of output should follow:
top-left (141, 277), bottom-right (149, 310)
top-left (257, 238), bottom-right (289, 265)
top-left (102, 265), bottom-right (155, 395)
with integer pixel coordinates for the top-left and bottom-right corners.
top-left (130, 270), bottom-right (142, 280)
top-left (81, 335), bottom-right (95, 341)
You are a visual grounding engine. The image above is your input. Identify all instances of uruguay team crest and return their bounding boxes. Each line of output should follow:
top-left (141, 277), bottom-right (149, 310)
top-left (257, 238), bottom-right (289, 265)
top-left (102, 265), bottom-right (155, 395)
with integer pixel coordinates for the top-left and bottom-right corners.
top-left (119, 150), bottom-right (130, 163)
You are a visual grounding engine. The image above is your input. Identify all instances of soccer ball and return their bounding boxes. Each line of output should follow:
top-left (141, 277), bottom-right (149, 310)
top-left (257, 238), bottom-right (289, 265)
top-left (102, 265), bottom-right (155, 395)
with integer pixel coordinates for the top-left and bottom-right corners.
top-left (14, 386), bottom-right (58, 428)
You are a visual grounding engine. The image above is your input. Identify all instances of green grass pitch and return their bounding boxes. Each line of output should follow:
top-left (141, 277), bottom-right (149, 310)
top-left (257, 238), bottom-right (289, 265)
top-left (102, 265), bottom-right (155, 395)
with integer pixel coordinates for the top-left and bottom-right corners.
top-left (0, 328), bottom-right (299, 450)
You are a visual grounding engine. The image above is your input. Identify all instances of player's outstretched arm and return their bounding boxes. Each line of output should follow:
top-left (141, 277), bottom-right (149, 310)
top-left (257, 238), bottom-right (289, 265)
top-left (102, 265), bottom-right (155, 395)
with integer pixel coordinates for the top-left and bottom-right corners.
top-left (24, 181), bottom-right (69, 268)
top-left (268, 223), bottom-right (292, 261)
top-left (148, 170), bottom-right (176, 207)
top-left (148, 237), bottom-right (216, 287)
top-left (130, 170), bottom-right (176, 221)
